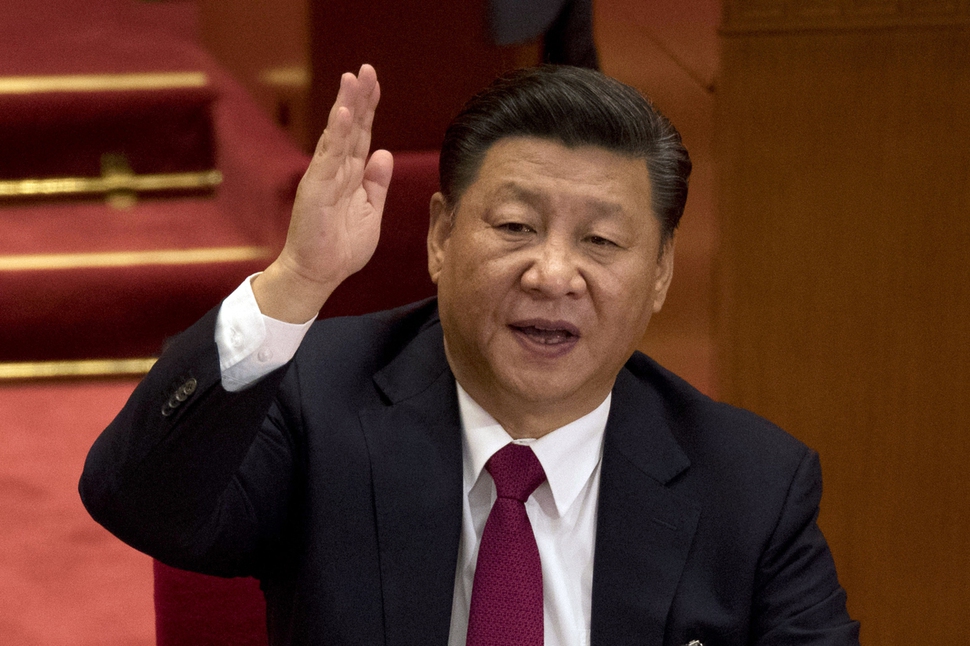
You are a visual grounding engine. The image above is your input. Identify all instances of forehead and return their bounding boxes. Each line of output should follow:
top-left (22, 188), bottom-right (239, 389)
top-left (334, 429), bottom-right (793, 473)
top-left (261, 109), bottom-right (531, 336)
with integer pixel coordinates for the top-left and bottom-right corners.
top-left (462, 137), bottom-right (654, 215)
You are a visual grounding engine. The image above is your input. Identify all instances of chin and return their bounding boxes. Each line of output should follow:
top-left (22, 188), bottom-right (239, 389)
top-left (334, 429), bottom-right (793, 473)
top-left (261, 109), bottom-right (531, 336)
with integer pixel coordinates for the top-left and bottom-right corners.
top-left (503, 373), bottom-right (586, 405)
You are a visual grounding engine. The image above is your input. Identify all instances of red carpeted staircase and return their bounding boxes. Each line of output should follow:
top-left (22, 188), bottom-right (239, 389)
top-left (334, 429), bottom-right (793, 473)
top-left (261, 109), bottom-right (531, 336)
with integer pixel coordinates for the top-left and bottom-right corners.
top-left (0, 0), bottom-right (309, 369)
top-left (0, 1), bottom-right (311, 643)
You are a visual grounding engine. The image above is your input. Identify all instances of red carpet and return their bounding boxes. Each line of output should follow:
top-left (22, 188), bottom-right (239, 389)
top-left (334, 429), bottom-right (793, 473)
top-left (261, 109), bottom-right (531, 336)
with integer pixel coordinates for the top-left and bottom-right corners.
top-left (0, 0), bottom-right (309, 364)
top-left (0, 379), bottom-right (153, 646)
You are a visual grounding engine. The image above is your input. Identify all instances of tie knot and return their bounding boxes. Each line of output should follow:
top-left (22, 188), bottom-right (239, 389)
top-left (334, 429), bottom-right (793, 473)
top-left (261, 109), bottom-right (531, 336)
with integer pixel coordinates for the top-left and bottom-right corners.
top-left (485, 443), bottom-right (546, 502)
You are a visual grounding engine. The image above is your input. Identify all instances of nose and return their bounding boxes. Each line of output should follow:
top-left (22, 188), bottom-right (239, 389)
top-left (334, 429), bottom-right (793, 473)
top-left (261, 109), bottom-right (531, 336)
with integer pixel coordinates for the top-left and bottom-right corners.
top-left (519, 239), bottom-right (587, 298)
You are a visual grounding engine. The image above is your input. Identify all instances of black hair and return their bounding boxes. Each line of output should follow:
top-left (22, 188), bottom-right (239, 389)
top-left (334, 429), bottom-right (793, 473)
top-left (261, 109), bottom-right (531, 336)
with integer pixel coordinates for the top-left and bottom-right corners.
top-left (440, 65), bottom-right (691, 243)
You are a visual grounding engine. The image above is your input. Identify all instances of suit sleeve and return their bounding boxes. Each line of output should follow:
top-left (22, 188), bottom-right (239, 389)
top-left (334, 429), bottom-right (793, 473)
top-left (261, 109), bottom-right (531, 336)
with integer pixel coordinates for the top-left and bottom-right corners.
top-left (752, 449), bottom-right (861, 645)
top-left (79, 305), bottom-right (300, 577)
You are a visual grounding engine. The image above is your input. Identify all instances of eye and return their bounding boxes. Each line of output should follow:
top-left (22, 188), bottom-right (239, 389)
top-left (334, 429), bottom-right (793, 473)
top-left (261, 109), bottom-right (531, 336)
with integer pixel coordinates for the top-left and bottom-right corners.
top-left (497, 222), bottom-right (535, 234)
top-left (586, 235), bottom-right (618, 248)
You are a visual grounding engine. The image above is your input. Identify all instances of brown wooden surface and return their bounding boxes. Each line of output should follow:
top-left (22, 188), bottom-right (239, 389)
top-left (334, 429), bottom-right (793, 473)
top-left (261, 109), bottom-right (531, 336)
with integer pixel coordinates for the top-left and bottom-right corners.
top-left (199, 0), bottom-right (310, 146)
top-left (597, 0), bottom-right (721, 397)
top-left (716, 11), bottom-right (970, 644)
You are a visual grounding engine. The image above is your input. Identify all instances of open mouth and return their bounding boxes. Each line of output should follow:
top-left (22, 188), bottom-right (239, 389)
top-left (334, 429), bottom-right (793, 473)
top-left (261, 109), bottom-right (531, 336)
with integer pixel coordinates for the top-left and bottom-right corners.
top-left (509, 320), bottom-right (581, 346)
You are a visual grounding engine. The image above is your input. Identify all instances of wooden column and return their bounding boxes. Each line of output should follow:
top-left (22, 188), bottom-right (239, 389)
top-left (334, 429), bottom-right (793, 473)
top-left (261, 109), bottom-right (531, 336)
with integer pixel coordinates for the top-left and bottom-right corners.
top-left (199, 0), bottom-right (311, 147)
top-left (715, 3), bottom-right (970, 643)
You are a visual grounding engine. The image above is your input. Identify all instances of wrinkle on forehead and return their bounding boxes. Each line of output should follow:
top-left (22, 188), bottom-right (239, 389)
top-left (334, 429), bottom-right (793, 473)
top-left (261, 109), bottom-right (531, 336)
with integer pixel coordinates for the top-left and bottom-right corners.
top-left (486, 181), bottom-right (626, 220)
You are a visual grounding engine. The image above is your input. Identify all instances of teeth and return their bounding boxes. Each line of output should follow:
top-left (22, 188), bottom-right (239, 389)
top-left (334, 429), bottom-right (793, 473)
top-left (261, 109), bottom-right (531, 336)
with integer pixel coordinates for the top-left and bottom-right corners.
top-left (522, 326), bottom-right (572, 344)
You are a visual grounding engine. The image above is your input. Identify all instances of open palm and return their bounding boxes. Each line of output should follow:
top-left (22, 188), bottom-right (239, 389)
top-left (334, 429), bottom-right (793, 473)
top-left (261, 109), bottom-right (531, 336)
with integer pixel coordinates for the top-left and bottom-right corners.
top-left (255, 65), bottom-right (394, 322)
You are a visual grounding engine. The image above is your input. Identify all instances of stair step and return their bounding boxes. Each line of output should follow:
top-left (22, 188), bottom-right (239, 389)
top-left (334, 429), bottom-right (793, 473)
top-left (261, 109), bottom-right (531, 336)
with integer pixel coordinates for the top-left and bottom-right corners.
top-left (0, 72), bottom-right (217, 200)
top-left (0, 17), bottom-right (220, 201)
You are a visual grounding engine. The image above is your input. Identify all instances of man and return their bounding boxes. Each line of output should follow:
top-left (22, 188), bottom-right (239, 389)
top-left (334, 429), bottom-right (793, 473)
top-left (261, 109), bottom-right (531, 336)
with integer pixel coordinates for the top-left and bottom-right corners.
top-left (81, 65), bottom-right (860, 645)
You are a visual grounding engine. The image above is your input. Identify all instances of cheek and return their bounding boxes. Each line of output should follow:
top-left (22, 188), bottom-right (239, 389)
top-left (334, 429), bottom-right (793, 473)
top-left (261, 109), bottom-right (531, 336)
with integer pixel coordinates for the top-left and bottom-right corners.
top-left (458, 253), bottom-right (522, 298)
top-left (591, 271), bottom-right (658, 325)
top-left (590, 267), bottom-right (641, 302)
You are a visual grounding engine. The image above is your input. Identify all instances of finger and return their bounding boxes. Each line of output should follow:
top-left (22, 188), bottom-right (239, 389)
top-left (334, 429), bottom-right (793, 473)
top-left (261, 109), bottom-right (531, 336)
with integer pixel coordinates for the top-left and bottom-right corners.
top-left (318, 67), bottom-right (376, 174)
top-left (362, 149), bottom-right (394, 216)
top-left (305, 106), bottom-right (354, 186)
top-left (314, 72), bottom-right (360, 160)
top-left (346, 65), bottom-right (380, 162)
top-left (304, 68), bottom-right (376, 189)
top-left (327, 72), bottom-right (358, 133)
top-left (355, 64), bottom-right (378, 105)
top-left (352, 78), bottom-right (381, 161)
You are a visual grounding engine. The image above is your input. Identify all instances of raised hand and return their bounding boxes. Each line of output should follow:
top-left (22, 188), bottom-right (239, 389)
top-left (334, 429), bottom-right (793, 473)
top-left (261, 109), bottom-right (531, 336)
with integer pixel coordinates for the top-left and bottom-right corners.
top-left (253, 64), bottom-right (394, 323)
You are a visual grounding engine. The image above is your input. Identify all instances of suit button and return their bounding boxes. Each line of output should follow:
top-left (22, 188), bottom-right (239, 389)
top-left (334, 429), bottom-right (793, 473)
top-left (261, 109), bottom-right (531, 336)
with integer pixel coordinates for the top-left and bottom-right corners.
top-left (162, 378), bottom-right (197, 417)
top-left (181, 378), bottom-right (197, 395)
top-left (175, 379), bottom-right (197, 401)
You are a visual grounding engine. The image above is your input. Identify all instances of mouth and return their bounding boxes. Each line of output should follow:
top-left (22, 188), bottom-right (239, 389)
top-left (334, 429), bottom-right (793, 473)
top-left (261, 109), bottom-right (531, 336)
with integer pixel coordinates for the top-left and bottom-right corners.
top-left (509, 319), bottom-right (581, 348)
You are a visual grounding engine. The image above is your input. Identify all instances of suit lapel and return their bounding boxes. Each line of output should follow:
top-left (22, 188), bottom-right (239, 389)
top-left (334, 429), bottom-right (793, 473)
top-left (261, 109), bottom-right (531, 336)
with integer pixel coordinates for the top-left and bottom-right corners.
top-left (359, 319), bottom-right (463, 646)
top-left (591, 367), bottom-right (701, 646)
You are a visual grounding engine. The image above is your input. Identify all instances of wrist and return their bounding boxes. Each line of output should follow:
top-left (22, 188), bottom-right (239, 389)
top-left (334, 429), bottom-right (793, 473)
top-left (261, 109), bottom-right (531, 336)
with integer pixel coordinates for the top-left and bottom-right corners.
top-left (251, 260), bottom-right (338, 324)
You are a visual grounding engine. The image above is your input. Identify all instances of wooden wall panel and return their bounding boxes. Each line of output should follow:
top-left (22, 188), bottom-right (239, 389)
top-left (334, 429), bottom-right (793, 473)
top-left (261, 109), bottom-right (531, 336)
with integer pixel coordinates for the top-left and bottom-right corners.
top-left (199, 0), bottom-right (310, 147)
top-left (716, 10), bottom-right (970, 644)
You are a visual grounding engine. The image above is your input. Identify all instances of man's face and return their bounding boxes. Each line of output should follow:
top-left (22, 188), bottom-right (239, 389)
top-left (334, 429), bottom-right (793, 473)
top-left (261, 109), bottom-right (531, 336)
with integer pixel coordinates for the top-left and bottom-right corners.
top-left (428, 137), bottom-right (674, 436)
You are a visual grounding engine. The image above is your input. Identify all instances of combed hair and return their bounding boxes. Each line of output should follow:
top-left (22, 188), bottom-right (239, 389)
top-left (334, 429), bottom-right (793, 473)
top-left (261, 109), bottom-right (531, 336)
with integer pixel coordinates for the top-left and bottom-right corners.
top-left (439, 65), bottom-right (691, 243)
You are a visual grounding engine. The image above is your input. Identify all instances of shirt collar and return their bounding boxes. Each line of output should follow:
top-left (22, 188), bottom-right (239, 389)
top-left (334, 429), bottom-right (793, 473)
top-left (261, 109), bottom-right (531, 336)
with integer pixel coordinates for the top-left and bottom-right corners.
top-left (457, 382), bottom-right (610, 517)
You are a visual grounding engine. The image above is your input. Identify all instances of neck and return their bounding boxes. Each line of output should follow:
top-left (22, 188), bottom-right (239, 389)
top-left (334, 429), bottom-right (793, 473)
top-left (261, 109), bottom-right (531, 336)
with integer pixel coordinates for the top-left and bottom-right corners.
top-left (456, 380), bottom-right (612, 440)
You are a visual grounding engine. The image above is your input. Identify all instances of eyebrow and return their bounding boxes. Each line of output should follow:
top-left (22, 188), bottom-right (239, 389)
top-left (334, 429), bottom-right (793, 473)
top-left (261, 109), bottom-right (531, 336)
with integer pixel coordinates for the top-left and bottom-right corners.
top-left (490, 182), bottom-right (624, 218)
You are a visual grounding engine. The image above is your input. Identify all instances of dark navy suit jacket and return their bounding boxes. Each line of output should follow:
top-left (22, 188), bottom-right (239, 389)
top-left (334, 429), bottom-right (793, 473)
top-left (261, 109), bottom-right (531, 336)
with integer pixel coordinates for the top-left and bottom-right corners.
top-left (81, 298), bottom-right (860, 645)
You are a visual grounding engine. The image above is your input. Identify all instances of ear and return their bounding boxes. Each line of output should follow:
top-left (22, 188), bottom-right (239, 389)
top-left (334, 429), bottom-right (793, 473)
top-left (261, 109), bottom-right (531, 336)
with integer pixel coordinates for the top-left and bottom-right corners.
top-left (427, 192), bottom-right (452, 285)
top-left (651, 238), bottom-right (675, 313)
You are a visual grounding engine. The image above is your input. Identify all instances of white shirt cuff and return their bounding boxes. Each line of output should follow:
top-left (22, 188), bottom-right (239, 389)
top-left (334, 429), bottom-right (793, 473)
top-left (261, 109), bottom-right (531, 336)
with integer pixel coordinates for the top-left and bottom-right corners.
top-left (214, 274), bottom-right (315, 392)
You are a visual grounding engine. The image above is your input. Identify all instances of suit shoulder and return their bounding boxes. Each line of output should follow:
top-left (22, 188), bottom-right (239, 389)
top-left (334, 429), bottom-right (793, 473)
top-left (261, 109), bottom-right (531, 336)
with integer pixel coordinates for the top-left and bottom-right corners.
top-left (289, 298), bottom-right (441, 391)
top-left (623, 352), bottom-right (811, 466)
top-left (621, 353), bottom-right (823, 551)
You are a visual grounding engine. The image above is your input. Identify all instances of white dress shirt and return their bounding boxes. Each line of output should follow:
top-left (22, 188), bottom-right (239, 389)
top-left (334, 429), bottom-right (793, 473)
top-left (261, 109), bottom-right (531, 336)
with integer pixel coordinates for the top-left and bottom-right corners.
top-left (214, 277), bottom-right (608, 646)
top-left (448, 384), bottom-right (607, 646)
top-left (214, 275), bottom-right (313, 392)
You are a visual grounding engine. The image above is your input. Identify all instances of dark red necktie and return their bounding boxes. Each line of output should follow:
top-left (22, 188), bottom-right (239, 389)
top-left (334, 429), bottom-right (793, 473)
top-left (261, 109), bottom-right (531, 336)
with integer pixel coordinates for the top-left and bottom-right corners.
top-left (466, 443), bottom-right (547, 646)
